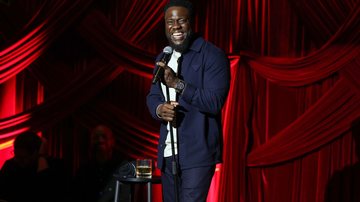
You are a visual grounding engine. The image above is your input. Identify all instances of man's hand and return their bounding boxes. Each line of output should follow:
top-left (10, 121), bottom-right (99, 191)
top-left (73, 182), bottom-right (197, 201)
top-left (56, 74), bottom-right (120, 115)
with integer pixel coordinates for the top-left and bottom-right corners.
top-left (157, 101), bottom-right (179, 122)
top-left (156, 61), bottom-right (179, 88)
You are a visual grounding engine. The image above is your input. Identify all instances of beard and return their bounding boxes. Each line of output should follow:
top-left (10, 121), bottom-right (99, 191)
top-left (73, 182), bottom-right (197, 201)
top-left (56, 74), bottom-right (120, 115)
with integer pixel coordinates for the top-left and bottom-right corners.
top-left (167, 30), bottom-right (194, 53)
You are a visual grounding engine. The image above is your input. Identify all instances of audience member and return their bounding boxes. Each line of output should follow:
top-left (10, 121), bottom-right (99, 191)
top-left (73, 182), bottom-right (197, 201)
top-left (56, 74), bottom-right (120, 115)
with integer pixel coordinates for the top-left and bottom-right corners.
top-left (72, 124), bottom-right (134, 202)
top-left (0, 131), bottom-right (68, 202)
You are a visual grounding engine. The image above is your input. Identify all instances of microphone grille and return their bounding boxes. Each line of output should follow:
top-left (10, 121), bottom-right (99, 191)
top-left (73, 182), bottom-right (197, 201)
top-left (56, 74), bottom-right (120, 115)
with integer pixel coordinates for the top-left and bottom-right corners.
top-left (163, 46), bottom-right (173, 54)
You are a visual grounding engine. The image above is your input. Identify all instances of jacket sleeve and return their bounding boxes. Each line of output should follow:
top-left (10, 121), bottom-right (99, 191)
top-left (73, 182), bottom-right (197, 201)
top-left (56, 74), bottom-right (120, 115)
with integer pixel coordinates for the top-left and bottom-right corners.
top-left (146, 62), bottom-right (166, 121)
top-left (181, 48), bottom-right (230, 115)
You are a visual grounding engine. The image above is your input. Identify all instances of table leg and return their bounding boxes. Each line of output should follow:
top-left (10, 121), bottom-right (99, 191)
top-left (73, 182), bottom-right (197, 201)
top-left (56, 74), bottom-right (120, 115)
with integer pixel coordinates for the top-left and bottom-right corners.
top-left (147, 182), bottom-right (152, 202)
top-left (114, 180), bottom-right (120, 202)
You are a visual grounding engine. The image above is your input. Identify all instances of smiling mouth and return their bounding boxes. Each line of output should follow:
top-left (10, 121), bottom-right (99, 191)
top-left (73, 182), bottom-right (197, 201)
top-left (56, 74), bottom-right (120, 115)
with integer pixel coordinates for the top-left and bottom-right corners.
top-left (172, 32), bottom-right (185, 43)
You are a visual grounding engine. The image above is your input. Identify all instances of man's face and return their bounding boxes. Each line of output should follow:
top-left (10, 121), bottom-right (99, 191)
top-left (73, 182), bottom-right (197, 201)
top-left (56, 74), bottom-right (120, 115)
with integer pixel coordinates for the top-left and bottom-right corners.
top-left (165, 6), bottom-right (192, 52)
top-left (14, 148), bottom-right (38, 168)
top-left (90, 127), bottom-right (114, 153)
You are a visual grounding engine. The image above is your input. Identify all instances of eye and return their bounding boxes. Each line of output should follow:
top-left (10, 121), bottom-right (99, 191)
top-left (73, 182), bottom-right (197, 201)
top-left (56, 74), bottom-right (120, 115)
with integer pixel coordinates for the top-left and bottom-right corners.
top-left (166, 18), bottom-right (189, 26)
top-left (166, 20), bottom-right (174, 26)
top-left (178, 19), bottom-right (188, 24)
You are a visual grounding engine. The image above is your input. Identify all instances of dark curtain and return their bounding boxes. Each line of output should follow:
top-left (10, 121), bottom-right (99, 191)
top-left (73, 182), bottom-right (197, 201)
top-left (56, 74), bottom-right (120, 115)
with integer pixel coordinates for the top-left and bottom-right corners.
top-left (0, 0), bottom-right (359, 202)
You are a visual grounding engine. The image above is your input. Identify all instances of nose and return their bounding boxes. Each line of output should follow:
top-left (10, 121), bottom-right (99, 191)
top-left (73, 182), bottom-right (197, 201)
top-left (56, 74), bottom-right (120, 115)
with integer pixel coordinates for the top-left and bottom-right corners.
top-left (172, 22), bottom-right (181, 29)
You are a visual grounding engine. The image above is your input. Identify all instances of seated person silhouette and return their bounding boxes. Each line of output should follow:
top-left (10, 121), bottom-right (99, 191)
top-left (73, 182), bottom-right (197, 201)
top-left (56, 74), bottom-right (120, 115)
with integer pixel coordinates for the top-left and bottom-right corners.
top-left (325, 117), bottom-right (360, 202)
top-left (0, 131), bottom-right (68, 202)
top-left (72, 124), bottom-right (134, 202)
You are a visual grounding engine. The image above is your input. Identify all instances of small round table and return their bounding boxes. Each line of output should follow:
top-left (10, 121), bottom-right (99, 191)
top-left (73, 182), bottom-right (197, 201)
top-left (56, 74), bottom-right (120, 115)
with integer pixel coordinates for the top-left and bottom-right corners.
top-left (113, 175), bottom-right (161, 202)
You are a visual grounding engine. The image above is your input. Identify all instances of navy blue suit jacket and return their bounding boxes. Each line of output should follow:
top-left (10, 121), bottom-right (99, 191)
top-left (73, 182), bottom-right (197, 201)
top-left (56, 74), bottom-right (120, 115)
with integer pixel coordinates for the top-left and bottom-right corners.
top-left (147, 36), bottom-right (230, 170)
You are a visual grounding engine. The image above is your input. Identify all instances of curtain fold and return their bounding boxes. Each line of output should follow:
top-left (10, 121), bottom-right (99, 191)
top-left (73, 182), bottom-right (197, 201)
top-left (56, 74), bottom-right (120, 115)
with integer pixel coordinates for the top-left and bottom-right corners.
top-left (1, 0), bottom-right (360, 202)
top-left (242, 0), bottom-right (359, 86)
top-left (0, 57), bottom-right (124, 136)
top-left (218, 57), bottom-right (252, 202)
top-left (0, 0), bottom-right (93, 84)
top-left (77, 10), bottom-right (155, 73)
top-left (247, 78), bottom-right (360, 166)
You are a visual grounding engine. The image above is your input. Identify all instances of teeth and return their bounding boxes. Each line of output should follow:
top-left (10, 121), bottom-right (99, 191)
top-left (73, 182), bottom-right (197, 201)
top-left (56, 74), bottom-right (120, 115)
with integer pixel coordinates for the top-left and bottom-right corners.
top-left (173, 32), bottom-right (182, 36)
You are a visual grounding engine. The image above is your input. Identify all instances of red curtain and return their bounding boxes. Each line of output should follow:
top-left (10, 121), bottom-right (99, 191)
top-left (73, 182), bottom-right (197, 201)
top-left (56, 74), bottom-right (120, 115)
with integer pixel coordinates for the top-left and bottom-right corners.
top-left (0, 0), bottom-right (359, 202)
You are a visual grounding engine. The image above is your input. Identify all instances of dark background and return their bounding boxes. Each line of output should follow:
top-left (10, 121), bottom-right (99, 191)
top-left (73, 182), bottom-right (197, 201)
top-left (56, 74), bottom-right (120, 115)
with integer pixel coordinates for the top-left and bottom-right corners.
top-left (0, 0), bottom-right (359, 201)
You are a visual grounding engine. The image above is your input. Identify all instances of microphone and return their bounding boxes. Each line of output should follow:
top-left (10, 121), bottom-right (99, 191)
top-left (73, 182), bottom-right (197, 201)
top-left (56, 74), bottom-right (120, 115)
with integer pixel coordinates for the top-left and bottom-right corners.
top-left (152, 46), bottom-right (173, 84)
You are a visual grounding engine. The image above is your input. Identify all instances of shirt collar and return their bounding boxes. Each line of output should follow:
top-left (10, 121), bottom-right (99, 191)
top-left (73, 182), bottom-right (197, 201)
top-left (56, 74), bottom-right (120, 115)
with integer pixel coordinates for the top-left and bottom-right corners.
top-left (173, 50), bottom-right (182, 58)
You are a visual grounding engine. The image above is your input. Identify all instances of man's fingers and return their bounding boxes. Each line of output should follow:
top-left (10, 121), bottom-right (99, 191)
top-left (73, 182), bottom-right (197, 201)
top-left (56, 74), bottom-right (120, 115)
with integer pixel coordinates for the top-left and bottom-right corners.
top-left (156, 61), bottom-right (164, 65)
top-left (161, 111), bottom-right (175, 122)
top-left (159, 102), bottom-right (178, 122)
top-left (163, 102), bottom-right (178, 110)
top-left (156, 61), bottom-right (169, 69)
top-left (169, 101), bottom-right (179, 106)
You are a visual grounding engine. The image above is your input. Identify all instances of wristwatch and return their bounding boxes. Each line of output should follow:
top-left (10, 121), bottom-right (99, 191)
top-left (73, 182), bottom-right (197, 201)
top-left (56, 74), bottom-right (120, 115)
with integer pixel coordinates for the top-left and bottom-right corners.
top-left (174, 80), bottom-right (186, 94)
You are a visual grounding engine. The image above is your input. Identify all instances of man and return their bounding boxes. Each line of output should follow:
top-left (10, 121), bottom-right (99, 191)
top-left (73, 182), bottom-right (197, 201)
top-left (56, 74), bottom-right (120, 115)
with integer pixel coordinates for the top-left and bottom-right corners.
top-left (72, 124), bottom-right (132, 202)
top-left (146, 0), bottom-right (230, 201)
top-left (0, 131), bottom-right (68, 202)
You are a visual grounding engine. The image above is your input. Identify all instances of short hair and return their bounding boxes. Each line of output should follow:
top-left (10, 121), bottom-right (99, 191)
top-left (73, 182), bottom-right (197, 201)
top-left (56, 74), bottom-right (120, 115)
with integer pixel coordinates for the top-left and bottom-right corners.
top-left (164, 0), bottom-right (194, 19)
top-left (14, 131), bottom-right (42, 154)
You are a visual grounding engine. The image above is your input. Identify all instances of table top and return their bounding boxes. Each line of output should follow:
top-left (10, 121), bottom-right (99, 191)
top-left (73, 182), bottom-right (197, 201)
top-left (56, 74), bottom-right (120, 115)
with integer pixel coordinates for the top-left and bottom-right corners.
top-left (114, 175), bottom-right (162, 184)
